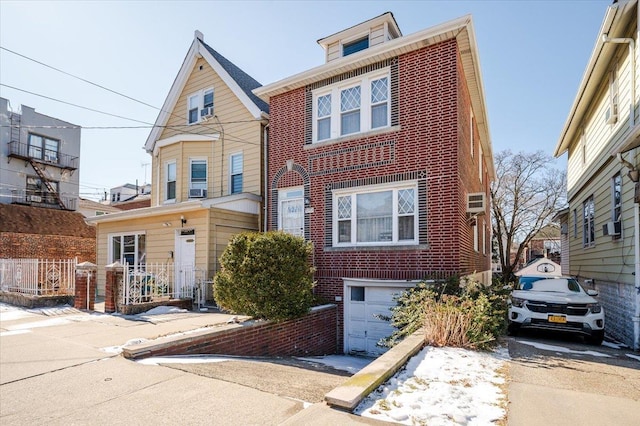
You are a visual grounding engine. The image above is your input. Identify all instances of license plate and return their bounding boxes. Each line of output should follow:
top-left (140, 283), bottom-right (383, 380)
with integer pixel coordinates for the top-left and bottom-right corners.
top-left (548, 315), bottom-right (567, 324)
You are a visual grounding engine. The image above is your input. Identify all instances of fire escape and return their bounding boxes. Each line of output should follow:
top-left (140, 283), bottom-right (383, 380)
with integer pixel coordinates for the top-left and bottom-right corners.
top-left (6, 113), bottom-right (78, 210)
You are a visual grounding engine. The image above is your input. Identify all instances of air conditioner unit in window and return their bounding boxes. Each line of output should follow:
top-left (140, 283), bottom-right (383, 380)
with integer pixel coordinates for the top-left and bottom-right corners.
top-left (29, 195), bottom-right (42, 202)
top-left (200, 107), bottom-right (213, 118)
top-left (605, 103), bottom-right (618, 124)
top-left (602, 221), bottom-right (621, 236)
top-left (189, 188), bottom-right (207, 198)
top-left (466, 192), bottom-right (486, 214)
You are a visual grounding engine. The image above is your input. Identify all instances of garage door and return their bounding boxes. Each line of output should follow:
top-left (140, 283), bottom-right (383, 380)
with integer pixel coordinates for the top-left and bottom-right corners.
top-left (344, 280), bottom-right (416, 357)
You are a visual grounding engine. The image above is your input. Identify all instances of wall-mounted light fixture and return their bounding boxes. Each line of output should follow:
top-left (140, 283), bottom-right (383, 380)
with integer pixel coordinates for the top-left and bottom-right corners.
top-left (181, 215), bottom-right (187, 227)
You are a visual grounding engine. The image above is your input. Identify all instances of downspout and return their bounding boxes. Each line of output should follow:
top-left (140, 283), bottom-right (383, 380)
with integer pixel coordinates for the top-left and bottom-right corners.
top-left (602, 34), bottom-right (636, 126)
top-left (263, 122), bottom-right (270, 233)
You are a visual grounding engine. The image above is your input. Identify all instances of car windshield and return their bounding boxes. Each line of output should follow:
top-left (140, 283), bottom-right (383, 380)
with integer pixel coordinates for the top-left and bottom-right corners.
top-left (518, 278), bottom-right (584, 294)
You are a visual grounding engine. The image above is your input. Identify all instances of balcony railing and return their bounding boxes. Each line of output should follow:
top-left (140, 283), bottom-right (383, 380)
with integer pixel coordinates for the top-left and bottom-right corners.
top-left (8, 140), bottom-right (78, 170)
top-left (11, 190), bottom-right (77, 210)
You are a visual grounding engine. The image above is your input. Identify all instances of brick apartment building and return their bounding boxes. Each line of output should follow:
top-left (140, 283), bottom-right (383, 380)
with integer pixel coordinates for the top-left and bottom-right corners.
top-left (255, 13), bottom-right (495, 355)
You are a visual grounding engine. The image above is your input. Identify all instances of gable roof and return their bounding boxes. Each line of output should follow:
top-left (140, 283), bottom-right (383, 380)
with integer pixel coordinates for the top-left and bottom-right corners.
top-left (0, 204), bottom-right (96, 238)
top-left (144, 31), bottom-right (269, 153)
top-left (554, 0), bottom-right (637, 157)
top-left (254, 15), bottom-right (495, 180)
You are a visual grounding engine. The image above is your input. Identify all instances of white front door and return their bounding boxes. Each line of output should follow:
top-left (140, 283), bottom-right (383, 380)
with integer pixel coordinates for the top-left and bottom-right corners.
top-left (175, 230), bottom-right (195, 298)
top-left (344, 279), bottom-right (418, 357)
top-left (279, 187), bottom-right (304, 237)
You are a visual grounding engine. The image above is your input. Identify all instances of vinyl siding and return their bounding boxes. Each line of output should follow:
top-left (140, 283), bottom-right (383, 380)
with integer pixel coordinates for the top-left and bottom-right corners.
top-left (370, 24), bottom-right (385, 47)
top-left (150, 57), bottom-right (263, 206)
top-left (94, 207), bottom-right (259, 296)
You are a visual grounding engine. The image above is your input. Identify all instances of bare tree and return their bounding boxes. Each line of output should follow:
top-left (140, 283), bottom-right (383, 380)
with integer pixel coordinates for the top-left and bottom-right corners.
top-left (491, 150), bottom-right (566, 282)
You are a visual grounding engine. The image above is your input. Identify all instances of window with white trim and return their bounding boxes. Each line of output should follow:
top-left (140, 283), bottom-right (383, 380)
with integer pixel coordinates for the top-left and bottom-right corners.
top-left (313, 70), bottom-right (390, 142)
top-left (187, 87), bottom-right (214, 124)
top-left (583, 196), bottom-right (595, 248)
top-left (343, 36), bottom-right (369, 57)
top-left (166, 161), bottom-right (176, 201)
top-left (333, 183), bottom-right (417, 246)
top-left (229, 153), bottom-right (243, 194)
top-left (109, 232), bottom-right (146, 267)
top-left (470, 110), bottom-right (474, 158)
top-left (479, 144), bottom-right (483, 184)
top-left (190, 159), bottom-right (207, 191)
top-left (473, 222), bottom-right (479, 252)
top-left (278, 187), bottom-right (304, 237)
top-left (612, 173), bottom-right (622, 240)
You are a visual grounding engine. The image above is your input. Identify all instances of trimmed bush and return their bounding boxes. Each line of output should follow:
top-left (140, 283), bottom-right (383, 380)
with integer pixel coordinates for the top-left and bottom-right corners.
top-left (213, 231), bottom-right (315, 321)
top-left (379, 277), bottom-right (508, 350)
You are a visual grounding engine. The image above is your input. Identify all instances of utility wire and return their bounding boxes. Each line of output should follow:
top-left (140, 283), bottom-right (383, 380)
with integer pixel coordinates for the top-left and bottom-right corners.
top-left (1, 46), bottom-right (162, 112)
top-left (1, 84), bottom-right (153, 125)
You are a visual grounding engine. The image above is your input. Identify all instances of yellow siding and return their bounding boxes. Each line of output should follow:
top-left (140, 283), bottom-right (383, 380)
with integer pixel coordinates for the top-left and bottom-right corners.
top-left (151, 57), bottom-right (263, 207)
top-left (94, 208), bottom-right (259, 298)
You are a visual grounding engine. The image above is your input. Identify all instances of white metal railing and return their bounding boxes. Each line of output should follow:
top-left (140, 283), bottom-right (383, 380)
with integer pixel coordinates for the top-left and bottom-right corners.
top-left (0, 258), bottom-right (77, 295)
top-left (121, 263), bottom-right (206, 306)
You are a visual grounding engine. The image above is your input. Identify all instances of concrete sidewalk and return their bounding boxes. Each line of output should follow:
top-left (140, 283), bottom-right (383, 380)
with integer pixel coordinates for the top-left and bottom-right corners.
top-left (1, 304), bottom-right (396, 425)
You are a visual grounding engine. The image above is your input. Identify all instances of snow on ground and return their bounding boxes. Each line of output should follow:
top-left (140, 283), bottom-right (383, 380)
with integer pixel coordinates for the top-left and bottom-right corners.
top-left (627, 353), bottom-right (640, 362)
top-left (354, 346), bottom-right (509, 426)
top-left (297, 354), bottom-right (373, 374)
top-left (518, 340), bottom-right (611, 358)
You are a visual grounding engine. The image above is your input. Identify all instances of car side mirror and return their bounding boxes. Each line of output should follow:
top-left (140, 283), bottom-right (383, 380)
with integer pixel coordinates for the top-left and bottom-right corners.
top-left (586, 289), bottom-right (599, 296)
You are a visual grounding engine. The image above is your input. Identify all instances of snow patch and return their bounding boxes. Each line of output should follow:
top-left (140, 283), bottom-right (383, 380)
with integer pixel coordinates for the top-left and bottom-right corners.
top-left (296, 355), bottom-right (372, 373)
top-left (354, 346), bottom-right (508, 425)
top-left (626, 353), bottom-right (640, 362)
top-left (518, 340), bottom-right (611, 358)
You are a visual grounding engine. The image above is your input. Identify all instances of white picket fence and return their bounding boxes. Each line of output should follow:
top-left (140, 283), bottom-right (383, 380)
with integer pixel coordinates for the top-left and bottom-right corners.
top-left (121, 263), bottom-right (206, 306)
top-left (0, 258), bottom-right (77, 295)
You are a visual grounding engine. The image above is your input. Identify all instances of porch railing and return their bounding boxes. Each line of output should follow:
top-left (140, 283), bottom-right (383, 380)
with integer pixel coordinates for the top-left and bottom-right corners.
top-left (120, 263), bottom-right (206, 306)
top-left (0, 258), bottom-right (77, 295)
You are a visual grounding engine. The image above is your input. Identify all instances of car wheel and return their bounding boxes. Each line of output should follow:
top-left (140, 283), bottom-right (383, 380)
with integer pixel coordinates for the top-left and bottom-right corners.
top-left (587, 330), bottom-right (604, 346)
top-left (507, 322), bottom-right (520, 336)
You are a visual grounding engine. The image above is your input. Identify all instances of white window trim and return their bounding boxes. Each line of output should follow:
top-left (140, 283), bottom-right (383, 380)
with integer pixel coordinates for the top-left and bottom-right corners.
top-left (479, 144), bottom-right (483, 184)
top-left (470, 110), bottom-right (475, 158)
top-left (107, 231), bottom-right (146, 266)
top-left (229, 152), bottom-right (243, 194)
top-left (473, 222), bottom-right (479, 252)
top-left (189, 158), bottom-right (207, 192)
top-left (187, 87), bottom-right (214, 125)
top-left (583, 196), bottom-right (595, 248)
top-left (312, 68), bottom-right (390, 143)
top-left (612, 172), bottom-right (622, 222)
top-left (278, 186), bottom-right (305, 237)
top-left (165, 160), bottom-right (177, 203)
top-left (332, 181), bottom-right (418, 247)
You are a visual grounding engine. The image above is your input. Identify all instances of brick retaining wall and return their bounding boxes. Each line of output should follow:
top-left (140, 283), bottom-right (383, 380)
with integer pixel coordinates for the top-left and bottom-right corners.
top-left (123, 304), bottom-right (338, 359)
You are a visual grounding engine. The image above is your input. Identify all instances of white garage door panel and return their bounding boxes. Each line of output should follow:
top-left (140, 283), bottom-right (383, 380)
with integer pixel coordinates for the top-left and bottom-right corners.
top-left (349, 303), bottom-right (366, 319)
top-left (345, 283), bottom-right (414, 357)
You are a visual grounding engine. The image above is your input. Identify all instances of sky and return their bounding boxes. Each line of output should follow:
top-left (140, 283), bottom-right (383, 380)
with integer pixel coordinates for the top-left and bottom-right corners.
top-left (0, 0), bottom-right (609, 201)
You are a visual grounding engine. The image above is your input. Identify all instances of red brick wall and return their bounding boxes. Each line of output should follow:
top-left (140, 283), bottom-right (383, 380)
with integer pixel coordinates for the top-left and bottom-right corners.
top-left (267, 40), bottom-right (490, 350)
top-left (0, 232), bottom-right (96, 263)
top-left (123, 305), bottom-right (338, 359)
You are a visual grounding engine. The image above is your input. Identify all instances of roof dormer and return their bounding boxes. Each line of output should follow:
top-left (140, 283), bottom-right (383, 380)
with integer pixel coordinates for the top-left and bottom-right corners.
top-left (317, 12), bottom-right (402, 63)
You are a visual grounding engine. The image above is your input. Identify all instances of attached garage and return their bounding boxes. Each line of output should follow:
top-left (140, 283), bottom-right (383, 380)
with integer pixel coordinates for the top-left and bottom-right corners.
top-left (343, 278), bottom-right (420, 357)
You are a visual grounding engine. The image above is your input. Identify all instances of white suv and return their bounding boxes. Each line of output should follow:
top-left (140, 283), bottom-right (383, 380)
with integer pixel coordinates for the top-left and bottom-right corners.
top-left (508, 276), bottom-right (605, 345)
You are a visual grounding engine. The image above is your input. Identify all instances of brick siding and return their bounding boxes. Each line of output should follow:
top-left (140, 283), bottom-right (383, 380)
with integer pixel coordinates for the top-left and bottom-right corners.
top-left (267, 40), bottom-right (491, 351)
top-left (0, 232), bottom-right (96, 263)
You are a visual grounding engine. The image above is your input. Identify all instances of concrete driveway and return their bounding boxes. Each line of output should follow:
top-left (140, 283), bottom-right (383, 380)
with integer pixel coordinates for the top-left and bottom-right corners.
top-left (507, 331), bottom-right (640, 426)
top-left (0, 304), bottom-right (389, 425)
